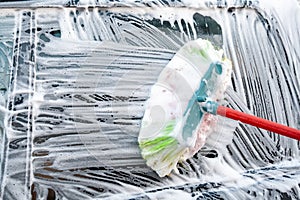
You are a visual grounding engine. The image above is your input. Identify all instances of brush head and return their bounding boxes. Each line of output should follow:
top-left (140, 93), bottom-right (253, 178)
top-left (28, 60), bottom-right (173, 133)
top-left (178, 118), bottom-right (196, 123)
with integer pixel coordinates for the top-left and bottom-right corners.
top-left (138, 39), bottom-right (232, 177)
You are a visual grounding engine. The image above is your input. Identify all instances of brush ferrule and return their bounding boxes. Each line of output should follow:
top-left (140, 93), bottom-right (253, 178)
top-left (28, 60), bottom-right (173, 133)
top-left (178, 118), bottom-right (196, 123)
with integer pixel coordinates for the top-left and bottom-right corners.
top-left (200, 100), bottom-right (219, 115)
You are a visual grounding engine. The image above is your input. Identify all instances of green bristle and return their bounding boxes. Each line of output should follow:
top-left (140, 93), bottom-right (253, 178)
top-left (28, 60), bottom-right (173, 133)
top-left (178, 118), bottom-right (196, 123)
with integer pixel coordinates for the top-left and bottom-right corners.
top-left (140, 135), bottom-right (178, 159)
top-left (162, 120), bottom-right (176, 135)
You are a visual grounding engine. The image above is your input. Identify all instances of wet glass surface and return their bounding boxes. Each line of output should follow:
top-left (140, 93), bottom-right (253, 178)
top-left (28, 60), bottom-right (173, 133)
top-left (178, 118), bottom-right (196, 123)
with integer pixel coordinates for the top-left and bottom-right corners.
top-left (0, 0), bottom-right (300, 199)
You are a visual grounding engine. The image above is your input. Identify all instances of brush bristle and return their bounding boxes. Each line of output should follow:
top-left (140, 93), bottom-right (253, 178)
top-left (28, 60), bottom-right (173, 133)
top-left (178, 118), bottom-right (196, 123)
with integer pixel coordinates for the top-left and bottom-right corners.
top-left (139, 135), bottom-right (187, 177)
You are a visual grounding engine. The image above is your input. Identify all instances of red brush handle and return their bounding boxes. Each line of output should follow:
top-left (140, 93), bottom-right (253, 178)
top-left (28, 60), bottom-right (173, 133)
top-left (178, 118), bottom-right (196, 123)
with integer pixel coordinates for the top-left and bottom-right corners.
top-left (217, 106), bottom-right (300, 140)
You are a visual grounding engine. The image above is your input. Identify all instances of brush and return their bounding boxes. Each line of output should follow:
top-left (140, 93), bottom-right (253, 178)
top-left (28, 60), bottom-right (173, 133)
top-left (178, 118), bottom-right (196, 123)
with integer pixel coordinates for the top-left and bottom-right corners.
top-left (138, 39), bottom-right (233, 177)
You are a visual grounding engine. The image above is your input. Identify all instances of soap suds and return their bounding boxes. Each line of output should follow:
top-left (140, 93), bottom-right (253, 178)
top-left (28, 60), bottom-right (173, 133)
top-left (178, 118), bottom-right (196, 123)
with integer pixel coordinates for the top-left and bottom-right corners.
top-left (0, 0), bottom-right (299, 199)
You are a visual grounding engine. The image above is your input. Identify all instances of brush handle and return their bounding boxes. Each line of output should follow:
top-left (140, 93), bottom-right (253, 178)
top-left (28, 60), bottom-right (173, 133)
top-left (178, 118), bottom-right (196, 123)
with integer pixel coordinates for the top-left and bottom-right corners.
top-left (217, 105), bottom-right (300, 140)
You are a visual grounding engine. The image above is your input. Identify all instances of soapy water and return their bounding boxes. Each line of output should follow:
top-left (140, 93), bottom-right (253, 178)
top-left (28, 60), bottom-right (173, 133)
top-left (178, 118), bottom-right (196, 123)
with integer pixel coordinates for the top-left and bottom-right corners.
top-left (0, 0), bottom-right (300, 199)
